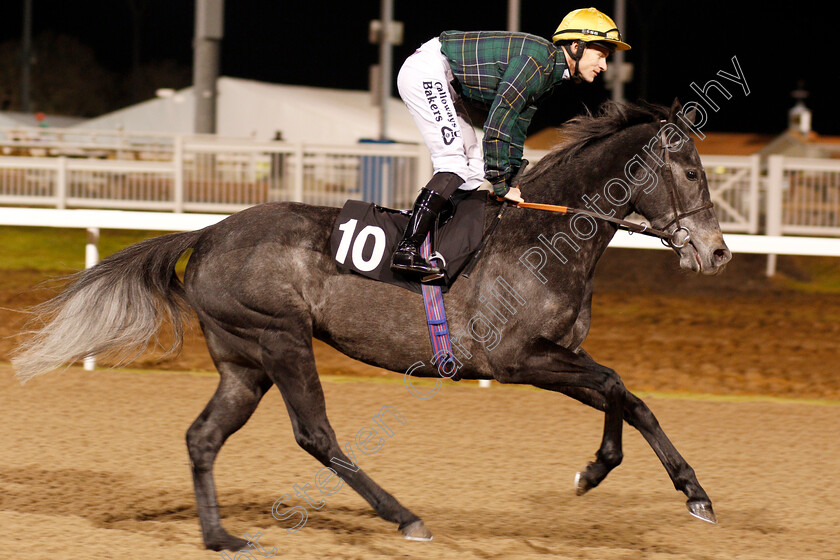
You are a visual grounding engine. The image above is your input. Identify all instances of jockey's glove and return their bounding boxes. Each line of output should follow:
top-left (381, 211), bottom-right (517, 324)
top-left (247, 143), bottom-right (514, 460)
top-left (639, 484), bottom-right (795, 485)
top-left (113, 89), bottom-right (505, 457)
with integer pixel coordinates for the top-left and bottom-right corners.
top-left (490, 160), bottom-right (528, 196)
top-left (491, 176), bottom-right (510, 196)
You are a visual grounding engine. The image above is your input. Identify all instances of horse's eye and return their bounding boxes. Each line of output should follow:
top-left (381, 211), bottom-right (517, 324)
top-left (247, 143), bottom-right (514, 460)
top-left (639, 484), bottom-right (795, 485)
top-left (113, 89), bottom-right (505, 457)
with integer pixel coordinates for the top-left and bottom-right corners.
top-left (686, 170), bottom-right (698, 181)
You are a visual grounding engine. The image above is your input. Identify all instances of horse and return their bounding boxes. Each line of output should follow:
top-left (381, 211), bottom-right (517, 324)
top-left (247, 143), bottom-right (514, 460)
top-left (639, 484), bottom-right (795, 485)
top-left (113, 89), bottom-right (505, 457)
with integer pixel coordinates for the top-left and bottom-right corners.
top-left (12, 99), bottom-right (732, 552)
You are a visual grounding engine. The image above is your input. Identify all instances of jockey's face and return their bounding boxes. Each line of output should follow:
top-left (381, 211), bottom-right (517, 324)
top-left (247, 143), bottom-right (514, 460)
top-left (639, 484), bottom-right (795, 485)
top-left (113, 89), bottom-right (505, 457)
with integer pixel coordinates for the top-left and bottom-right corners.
top-left (574, 42), bottom-right (610, 82)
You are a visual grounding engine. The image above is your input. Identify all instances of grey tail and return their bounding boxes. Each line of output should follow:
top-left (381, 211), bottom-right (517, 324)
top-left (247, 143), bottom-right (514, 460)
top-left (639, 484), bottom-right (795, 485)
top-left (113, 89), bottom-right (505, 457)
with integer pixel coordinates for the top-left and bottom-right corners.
top-left (11, 230), bottom-right (203, 383)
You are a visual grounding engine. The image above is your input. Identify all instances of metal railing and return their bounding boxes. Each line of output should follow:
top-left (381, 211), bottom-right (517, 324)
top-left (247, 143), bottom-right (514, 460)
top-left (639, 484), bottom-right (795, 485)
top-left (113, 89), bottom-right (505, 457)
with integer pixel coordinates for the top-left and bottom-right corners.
top-left (523, 149), bottom-right (764, 235)
top-left (702, 155), bottom-right (761, 234)
top-left (4, 126), bottom-right (840, 241)
top-left (0, 125), bottom-right (175, 160)
top-left (767, 155), bottom-right (840, 237)
top-left (0, 130), bottom-right (430, 213)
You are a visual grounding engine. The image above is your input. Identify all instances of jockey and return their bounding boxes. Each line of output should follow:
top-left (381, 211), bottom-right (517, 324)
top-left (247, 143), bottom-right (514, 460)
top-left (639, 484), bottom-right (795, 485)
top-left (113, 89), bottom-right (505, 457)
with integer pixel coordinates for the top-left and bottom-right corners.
top-left (390, 7), bottom-right (631, 279)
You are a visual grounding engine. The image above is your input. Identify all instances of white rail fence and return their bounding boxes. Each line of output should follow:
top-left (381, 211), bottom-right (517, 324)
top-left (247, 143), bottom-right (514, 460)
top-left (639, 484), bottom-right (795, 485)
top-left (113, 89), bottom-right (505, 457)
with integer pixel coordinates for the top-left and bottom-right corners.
top-left (0, 125), bottom-right (176, 160)
top-left (767, 155), bottom-right (840, 236)
top-left (1, 133), bottom-right (430, 213)
top-left (702, 155), bottom-right (762, 234)
top-left (522, 149), bottom-right (764, 235)
top-left (4, 127), bottom-right (840, 269)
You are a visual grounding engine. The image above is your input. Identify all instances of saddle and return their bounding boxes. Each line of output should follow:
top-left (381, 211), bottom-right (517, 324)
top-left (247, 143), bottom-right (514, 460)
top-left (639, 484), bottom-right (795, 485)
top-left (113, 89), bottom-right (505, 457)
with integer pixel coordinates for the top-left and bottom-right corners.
top-left (329, 189), bottom-right (489, 294)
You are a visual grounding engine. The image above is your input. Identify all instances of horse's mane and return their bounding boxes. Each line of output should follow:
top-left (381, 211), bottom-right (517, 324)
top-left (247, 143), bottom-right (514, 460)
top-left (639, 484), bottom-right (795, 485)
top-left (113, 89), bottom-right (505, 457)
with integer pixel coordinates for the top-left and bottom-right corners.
top-left (526, 100), bottom-right (669, 181)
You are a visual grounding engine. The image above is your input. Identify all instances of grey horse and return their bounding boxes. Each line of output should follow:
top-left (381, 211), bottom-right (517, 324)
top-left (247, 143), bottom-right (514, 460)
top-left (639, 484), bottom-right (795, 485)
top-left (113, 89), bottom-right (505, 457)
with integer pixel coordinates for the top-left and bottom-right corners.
top-left (12, 99), bottom-right (731, 551)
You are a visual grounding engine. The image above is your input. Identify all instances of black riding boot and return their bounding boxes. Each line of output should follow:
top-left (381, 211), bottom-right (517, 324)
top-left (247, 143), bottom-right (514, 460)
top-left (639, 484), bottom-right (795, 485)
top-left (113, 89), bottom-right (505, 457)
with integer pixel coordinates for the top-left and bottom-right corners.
top-left (391, 188), bottom-right (449, 278)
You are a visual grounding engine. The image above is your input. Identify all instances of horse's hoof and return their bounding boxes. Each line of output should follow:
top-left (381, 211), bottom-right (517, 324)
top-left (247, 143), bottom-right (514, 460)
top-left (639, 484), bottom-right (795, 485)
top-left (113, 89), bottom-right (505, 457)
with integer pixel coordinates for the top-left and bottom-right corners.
top-left (206, 534), bottom-right (250, 552)
top-left (687, 500), bottom-right (717, 524)
top-left (574, 471), bottom-right (592, 496)
top-left (401, 520), bottom-right (433, 541)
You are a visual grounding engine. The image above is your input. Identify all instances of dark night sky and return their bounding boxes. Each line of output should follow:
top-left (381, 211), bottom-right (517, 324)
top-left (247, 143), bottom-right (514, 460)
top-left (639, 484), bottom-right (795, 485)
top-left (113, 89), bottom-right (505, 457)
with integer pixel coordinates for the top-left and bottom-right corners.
top-left (1, 1), bottom-right (832, 135)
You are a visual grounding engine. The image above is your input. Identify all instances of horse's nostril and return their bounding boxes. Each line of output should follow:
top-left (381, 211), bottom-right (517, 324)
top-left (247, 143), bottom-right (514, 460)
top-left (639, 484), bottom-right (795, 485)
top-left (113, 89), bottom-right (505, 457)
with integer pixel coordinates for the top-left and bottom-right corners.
top-left (713, 248), bottom-right (731, 264)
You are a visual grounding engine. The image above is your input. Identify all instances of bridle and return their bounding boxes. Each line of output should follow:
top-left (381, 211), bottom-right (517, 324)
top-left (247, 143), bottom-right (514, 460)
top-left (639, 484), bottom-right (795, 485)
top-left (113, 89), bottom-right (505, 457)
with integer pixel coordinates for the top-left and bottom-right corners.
top-left (651, 119), bottom-right (715, 248)
top-left (510, 120), bottom-right (714, 250)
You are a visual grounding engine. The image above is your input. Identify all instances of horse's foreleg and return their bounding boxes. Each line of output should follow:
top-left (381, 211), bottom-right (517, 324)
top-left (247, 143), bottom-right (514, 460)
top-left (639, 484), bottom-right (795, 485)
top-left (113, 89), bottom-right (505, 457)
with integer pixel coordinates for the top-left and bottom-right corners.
top-left (186, 361), bottom-right (272, 551)
top-left (260, 326), bottom-right (432, 541)
top-left (623, 391), bottom-right (716, 523)
top-left (556, 378), bottom-right (716, 523)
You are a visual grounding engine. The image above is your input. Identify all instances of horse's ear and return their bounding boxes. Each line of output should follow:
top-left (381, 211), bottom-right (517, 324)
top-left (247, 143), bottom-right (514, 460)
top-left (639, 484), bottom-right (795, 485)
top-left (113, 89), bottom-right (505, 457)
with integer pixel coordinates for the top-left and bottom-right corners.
top-left (668, 98), bottom-right (684, 123)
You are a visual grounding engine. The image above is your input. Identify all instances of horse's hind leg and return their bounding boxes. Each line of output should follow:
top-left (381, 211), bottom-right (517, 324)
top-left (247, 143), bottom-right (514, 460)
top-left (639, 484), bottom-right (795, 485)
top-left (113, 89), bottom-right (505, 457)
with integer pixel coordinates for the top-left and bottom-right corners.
top-left (186, 358), bottom-right (273, 551)
top-left (260, 325), bottom-right (431, 541)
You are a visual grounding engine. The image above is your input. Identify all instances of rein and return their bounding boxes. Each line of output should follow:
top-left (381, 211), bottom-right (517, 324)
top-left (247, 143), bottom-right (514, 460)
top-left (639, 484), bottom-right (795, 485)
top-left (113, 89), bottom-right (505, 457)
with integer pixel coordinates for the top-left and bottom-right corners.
top-left (512, 200), bottom-right (673, 241)
top-left (508, 120), bottom-right (714, 249)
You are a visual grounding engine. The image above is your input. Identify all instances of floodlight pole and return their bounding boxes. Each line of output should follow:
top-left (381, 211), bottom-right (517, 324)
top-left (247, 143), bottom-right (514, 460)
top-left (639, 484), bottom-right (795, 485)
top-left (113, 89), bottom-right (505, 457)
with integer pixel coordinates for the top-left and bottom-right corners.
top-left (611, 0), bottom-right (626, 102)
top-left (21, 0), bottom-right (33, 113)
top-left (193, 0), bottom-right (224, 134)
top-left (507, 0), bottom-right (520, 31)
top-left (378, 0), bottom-right (393, 141)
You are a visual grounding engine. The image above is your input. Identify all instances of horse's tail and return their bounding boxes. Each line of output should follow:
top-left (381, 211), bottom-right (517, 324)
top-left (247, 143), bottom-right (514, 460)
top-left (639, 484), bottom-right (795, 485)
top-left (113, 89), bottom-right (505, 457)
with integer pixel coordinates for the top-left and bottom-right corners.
top-left (11, 230), bottom-right (204, 383)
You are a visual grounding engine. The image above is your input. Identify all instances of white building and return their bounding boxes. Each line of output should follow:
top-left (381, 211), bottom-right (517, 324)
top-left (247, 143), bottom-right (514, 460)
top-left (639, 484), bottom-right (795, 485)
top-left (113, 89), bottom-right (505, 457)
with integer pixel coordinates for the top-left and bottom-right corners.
top-left (74, 77), bottom-right (425, 145)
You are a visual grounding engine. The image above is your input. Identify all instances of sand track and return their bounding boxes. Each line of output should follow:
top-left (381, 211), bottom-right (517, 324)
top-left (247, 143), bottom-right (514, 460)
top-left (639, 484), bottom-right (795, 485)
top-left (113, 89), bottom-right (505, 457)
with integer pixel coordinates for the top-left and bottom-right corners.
top-left (1, 366), bottom-right (838, 559)
top-left (1, 250), bottom-right (838, 558)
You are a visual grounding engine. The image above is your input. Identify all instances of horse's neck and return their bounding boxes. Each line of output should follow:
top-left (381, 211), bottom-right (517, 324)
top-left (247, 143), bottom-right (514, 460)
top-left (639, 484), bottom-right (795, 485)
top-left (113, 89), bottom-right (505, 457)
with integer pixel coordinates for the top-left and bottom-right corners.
top-left (499, 196), bottom-right (617, 290)
top-left (507, 131), bottom-right (644, 281)
top-left (525, 131), bottom-right (640, 220)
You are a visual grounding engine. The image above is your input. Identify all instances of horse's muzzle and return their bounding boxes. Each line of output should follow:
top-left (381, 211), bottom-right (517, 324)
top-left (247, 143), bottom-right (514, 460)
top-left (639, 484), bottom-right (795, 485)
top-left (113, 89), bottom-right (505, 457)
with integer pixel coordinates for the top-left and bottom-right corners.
top-left (678, 238), bottom-right (732, 275)
top-left (699, 243), bottom-right (732, 275)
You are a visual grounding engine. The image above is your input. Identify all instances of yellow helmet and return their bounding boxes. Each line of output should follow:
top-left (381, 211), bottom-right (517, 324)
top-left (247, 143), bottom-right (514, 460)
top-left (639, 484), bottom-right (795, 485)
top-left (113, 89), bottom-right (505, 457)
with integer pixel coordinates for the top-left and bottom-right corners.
top-left (552, 7), bottom-right (631, 51)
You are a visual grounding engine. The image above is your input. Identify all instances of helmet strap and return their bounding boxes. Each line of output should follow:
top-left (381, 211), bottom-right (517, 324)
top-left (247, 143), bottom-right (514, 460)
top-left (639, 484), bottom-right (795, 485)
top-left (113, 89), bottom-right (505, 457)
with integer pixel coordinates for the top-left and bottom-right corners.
top-left (562, 40), bottom-right (587, 82)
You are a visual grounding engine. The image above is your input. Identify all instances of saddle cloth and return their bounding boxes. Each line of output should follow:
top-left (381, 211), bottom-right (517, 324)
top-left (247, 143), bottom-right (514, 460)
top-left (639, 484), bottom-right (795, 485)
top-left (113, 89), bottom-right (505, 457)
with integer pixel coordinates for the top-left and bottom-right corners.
top-left (329, 190), bottom-right (487, 294)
